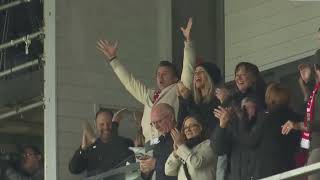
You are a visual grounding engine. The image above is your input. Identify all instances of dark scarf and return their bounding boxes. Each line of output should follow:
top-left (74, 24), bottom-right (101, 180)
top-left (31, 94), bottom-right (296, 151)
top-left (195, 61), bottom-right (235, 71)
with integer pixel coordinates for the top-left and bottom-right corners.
top-left (185, 136), bottom-right (205, 148)
top-left (183, 136), bottom-right (205, 180)
top-left (232, 85), bottom-right (266, 111)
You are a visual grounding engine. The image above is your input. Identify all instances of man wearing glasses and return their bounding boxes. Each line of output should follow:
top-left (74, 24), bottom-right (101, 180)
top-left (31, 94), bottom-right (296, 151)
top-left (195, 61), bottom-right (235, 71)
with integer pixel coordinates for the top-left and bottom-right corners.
top-left (4, 145), bottom-right (44, 180)
top-left (139, 103), bottom-right (177, 180)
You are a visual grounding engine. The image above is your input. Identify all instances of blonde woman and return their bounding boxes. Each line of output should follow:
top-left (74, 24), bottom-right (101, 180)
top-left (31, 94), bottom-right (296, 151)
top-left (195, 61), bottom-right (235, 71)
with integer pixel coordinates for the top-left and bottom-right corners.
top-left (177, 62), bottom-right (222, 136)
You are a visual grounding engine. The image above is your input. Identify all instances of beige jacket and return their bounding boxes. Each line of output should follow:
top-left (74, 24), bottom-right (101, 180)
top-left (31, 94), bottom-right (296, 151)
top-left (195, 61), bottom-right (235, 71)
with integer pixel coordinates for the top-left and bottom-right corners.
top-left (165, 139), bottom-right (217, 180)
top-left (109, 41), bottom-right (195, 142)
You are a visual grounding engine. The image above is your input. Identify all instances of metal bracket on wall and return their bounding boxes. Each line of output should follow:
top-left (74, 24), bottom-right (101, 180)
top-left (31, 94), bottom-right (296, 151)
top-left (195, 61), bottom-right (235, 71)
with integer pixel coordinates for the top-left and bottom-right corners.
top-left (0, 30), bottom-right (44, 51)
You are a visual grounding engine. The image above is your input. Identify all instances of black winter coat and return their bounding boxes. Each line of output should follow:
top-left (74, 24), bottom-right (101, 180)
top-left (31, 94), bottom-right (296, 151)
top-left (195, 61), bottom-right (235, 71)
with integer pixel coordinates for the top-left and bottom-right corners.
top-left (238, 107), bottom-right (302, 179)
top-left (213, 116), bottom-right (257, 180)
top-left (69, 136), bottom-right (134, 177)
top-left (210, 84), bottom-right (265, 180)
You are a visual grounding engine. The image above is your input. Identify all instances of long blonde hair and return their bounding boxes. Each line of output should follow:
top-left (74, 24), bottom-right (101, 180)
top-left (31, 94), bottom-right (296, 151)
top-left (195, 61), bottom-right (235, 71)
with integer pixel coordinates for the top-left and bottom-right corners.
top-left (193, 69), bottom-right (215, 104)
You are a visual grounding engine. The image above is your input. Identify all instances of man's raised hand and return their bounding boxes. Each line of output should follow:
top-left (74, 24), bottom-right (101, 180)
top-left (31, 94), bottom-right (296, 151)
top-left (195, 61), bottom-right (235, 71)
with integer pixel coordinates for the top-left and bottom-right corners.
top-left (97, 39), bottom-right (118, 61)
top-left (180, 17), bottom-right (193, 42)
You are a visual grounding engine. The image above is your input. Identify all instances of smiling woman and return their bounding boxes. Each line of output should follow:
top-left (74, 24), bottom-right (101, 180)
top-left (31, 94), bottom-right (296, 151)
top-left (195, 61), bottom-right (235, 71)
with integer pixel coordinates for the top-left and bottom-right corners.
top-left (165, 113), bottom-right (217, 180)
top-left (177, 62), bottom-right (222, 137)
top-left (232, 62), bottom-right (266, 110)
top-left (182, 116), bottom-right (203, 140)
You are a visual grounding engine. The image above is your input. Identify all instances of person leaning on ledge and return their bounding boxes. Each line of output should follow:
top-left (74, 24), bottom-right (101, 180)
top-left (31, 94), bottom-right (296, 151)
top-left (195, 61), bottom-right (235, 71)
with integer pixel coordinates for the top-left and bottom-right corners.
top-left (68, 108), bottom-right (134, 177)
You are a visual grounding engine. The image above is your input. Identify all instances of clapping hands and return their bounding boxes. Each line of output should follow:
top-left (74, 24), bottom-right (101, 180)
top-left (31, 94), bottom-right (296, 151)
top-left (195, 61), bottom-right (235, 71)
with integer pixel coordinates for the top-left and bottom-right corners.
top-left (213, 106), bottom-right (232, 128)
top-left (81, 121), bottom-right (96, 150)
top-left (170, 128), bottom-right (185, 146)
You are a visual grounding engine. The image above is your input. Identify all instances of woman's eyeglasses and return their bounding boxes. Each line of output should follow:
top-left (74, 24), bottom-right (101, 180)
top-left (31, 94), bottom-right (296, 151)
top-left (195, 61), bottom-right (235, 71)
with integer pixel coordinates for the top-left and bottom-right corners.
top-left (183, 124), bottom-right (200, 131)
top-left (22, 153), bottom-right (36, 158)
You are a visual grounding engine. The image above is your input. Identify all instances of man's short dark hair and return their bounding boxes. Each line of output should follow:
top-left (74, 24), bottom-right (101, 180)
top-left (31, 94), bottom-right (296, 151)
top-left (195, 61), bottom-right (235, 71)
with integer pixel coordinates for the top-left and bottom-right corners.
top-left (95, 108), bottom-right (114, 120)
top-left (20, 145), bottom-right (42, 156)
top-left (158, 61), bottom-right (179, 78)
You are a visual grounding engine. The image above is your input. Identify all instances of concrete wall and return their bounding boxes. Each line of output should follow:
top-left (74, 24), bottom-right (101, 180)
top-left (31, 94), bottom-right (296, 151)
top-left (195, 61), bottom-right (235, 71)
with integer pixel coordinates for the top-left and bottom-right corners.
top-left (54, 0), bottom-right (171, 179)
top-left (225, 0), bottom-right (320, 80)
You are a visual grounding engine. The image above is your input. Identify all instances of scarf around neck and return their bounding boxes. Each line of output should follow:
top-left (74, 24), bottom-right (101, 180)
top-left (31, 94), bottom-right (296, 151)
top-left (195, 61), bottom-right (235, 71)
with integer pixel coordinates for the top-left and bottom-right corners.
top-left (301, 82), bottom-right (320, 149)
top-left (185, 136), bottom-right (205, 149)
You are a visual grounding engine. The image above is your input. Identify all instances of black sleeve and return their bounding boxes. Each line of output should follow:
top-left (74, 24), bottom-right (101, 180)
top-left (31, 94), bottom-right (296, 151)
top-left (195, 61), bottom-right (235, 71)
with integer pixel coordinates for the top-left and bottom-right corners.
top-left (290, 111), bottom-right (304, 123)
top-left (68, 147), bottom-right (88, 174)
top-left (127, 138), bottom-right (134, 147)
top-left (236, 114), bottom-right (265, 148)
top-left (288, 111), bottom-right (304, 152)
top-left (212, 126), bottom-right (232, 156)
top-left (113, 137), bottom-right (136, 168)
top-left (126, 139), bottom-right (135, 163)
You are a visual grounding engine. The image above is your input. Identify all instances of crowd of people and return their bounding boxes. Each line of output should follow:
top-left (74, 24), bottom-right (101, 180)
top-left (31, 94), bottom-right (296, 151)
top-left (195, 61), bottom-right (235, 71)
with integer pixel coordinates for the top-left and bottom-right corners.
top-left (68, 18), bottom-right (320, 180)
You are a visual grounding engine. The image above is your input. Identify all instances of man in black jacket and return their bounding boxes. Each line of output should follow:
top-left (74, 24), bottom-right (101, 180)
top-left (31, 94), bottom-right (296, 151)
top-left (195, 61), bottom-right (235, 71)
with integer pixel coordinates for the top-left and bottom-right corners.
top-left (69, 108), bottom-right (134, 177)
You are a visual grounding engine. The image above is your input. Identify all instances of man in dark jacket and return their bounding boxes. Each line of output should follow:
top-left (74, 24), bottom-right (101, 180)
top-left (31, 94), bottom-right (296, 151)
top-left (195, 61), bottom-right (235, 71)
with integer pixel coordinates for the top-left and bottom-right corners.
top-left (140, 103), bottom-right (177, 180)
top-left (69, 108), bottom-right (134, 177)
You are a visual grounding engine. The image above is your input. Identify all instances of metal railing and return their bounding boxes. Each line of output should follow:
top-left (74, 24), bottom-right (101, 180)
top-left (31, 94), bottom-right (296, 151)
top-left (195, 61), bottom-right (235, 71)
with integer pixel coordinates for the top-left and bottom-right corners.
top-left (0, 0), bottom-right (31, 12)
top-left (82, 161), bottom-right (320, 180)
top-left (83, 163), bottom-right (141, 180)
top-left (262, 162), bottom-right (320, 180)
top-left (0, 100), bottom-right (44, 121)
top-left (0, 57), bottom-right (43, 78)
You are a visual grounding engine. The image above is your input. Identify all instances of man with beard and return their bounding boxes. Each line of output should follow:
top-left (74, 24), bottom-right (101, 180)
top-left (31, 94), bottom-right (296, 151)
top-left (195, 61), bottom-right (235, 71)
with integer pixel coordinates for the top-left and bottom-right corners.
top-left (69, 108), bottom-right (134, 177)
